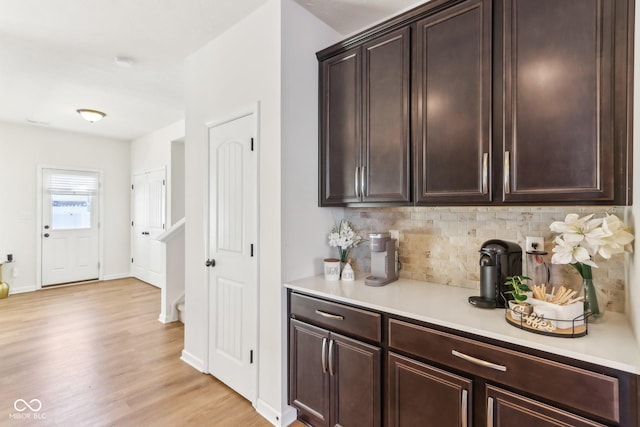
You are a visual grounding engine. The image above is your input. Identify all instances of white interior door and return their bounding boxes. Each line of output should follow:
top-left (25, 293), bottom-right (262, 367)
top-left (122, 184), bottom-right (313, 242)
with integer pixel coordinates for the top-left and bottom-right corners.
top-left (207, 112), bottom-right (258, 402)
top-left (131, 169), bottom-right (166, 287)
top-left (42, 169), bottom-right (100, 286)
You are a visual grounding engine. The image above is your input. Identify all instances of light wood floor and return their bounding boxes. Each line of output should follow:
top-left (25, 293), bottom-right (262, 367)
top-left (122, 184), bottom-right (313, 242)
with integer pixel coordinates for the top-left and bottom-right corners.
top-left (0, 278), bottom-right (303, 427)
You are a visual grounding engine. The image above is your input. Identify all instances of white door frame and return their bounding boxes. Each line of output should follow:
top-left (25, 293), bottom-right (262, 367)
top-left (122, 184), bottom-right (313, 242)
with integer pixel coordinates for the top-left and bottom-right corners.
top-left (203, 102), bottom-right (260, 404)
top-left (36, 165), bottom-right (105, 289)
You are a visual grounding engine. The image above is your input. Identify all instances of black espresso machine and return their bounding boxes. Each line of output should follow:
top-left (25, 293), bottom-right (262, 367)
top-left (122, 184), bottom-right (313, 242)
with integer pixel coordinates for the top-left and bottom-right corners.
top-left (469, 240), bottom-right (522, 308)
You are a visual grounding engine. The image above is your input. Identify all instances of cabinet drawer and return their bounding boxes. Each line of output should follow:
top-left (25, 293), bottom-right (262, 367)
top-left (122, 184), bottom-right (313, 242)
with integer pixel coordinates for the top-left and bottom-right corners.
top-left (291, 293), bottom-right (381, 342)
top-left (388, 319), bottom-right (620, 424)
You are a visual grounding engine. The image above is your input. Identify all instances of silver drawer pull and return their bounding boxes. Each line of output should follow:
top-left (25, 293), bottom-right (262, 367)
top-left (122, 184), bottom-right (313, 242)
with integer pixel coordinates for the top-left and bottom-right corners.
top-left (487, 397), bottom-right (494, 426)
top-left (328, 339), bottom-right (335, 376)
top-left (461, 389), bottom-right (468, 427)
top-left (321, 338), bottom-right (327, 374)
top-left (503, 150), bottom-right (511, 194)
top-left (315, 309), bottom-right (344, 320)
top-left (482, 152), bottom-right (488, 194)
top-left (452, 350), bottom-right (507, 372)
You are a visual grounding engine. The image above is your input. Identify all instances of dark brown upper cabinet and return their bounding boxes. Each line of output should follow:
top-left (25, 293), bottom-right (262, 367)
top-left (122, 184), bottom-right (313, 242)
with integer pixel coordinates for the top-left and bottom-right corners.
top-left (414, 0), bottom-right (492, 205)
top-left (319, 47), bottom-right (362, 205)
top-left (318, 28), bottom-right (411, 206)
top-left (317, 0), bottom-right (632, 206)
top-left (498, 0), bottom-right (632, 204)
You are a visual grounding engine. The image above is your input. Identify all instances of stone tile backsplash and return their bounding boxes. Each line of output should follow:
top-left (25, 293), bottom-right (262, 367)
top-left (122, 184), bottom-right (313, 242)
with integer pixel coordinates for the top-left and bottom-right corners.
top-left (344, 206), bottom-right (628, 313)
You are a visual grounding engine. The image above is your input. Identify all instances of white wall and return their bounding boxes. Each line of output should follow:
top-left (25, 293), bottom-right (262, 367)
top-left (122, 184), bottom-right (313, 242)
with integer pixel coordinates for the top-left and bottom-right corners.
top-left (0, 121), bottom-right (131, 292)
top-left (131, 119), bottom-right (184, 225)
top-left (280, 0), bottom-right (343, 416)
top-left (171, 140), bottom-right (185, 223)
top-left (281, 0), bottom-right (343, 283)
top-left (183, 0), bottom-right (282, 421)
top-left (183, 0), bottom-right (341, 424)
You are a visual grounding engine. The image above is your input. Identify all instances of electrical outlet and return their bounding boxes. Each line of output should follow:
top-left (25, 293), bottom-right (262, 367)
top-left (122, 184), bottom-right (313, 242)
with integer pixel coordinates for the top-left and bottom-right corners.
top-left (525, 236), bottom-right (544, 252)
top-left (389, 229), bottom-right (399, 240)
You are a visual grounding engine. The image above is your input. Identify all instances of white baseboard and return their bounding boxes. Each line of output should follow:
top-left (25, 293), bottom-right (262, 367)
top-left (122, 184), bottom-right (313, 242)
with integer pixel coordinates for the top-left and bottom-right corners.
top-left (158, 313), bottom-right (172, 324)
top-left (158, 312), bottom-right (179, 324)
top-left (280, 405), bottom-right (298, 426)
top-left (8, 285), bottom-right (37, 295)
top-left (255, 399), bottom-right (298, 427)
top-left (102, 273), bottom-right (131, 281)
top-left (180, 349), bottom-right (205, 372)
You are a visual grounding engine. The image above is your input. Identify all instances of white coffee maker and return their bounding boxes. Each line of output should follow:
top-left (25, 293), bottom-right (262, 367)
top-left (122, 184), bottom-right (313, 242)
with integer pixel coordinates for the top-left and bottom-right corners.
top-left (365, 232), bottom-right (398, 286)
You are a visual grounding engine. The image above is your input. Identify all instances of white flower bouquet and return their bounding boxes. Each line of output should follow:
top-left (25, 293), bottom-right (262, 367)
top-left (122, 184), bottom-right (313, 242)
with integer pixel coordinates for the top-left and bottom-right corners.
top-left (549, 213), bottom-right (634, 319)
top-left (550, 213), bottom-right (634, 268)
top-left (328, 219), bottom-right (365, 264)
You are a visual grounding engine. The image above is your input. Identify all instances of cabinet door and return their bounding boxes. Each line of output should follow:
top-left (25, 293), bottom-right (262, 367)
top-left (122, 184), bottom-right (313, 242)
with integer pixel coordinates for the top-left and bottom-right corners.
top-left (331, 332), bottom-right (381, 427)
top-left (289, 320), bottom-right (330, 427)
top-left (387, 352), bottom-right (472, 427)
top-left (487, 385), bottom-right (606, 427)
top-left (414, 0), bottom-right (492, 204)
top-left (362, 28), bottom-right (411, 203)
top-left (501, 0), bottom-right (616, 202)
top-left (319, 47), bottom-right (362, 206)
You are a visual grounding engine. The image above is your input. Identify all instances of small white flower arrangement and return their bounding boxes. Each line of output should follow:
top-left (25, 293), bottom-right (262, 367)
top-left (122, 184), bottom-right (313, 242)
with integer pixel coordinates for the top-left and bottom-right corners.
top-left (328, 219), bottom-right (365, 264)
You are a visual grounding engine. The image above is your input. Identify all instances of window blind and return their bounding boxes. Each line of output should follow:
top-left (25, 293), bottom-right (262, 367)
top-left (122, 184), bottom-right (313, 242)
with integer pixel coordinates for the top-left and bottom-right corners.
top-left (46, 171), bottom-right (99, 195)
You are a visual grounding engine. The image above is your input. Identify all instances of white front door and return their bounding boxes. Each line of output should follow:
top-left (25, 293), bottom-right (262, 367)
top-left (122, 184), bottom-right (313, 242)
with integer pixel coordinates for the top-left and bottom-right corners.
top-left (131, 169), bottom-right (166, 287)
top-left (41, 168), bottom-right (100, 286)
top-left (207, 111), bottom-right (258, 402)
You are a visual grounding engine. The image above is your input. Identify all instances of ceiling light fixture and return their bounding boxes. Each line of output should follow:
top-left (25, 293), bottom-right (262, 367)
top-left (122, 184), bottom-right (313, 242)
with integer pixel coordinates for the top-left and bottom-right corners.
top-left (77, 109), bottom-right (106, 123)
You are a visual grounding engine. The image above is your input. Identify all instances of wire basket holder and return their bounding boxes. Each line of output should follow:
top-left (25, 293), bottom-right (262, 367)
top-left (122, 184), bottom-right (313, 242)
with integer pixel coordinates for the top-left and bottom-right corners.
top-left (505, 305), bottom-right (592, 338)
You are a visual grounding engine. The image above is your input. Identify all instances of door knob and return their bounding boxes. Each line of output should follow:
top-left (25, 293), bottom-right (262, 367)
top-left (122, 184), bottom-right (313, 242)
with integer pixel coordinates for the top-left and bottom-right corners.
top-left (205, 259), bottom-right (216, 267)
top-left (44, 233), bottom-right (50, 238)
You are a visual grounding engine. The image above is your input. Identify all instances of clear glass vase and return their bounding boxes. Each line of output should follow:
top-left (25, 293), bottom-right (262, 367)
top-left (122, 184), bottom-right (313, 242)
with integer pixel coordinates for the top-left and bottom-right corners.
top-left (583, 278), bottom-right (607, 323)
top-left (572, 263), bottom-right (607, 323)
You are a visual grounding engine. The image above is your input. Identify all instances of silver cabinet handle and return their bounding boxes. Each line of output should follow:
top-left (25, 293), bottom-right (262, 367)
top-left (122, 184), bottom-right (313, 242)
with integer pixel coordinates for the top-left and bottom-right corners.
top-left (503, 151), bottom-right (510, 194)
top-left (328, 339), bottom-right (335, 376)
top-left (361, 165), bottom-right (366, 197)
top-left (482, 152), bottom-right (488, 194)
top-left (452, 350), bottom-right (507, 372)
top-left (315, 309), bottom-right (344, 320)
top-left (487, 396), bottom-right (494, 426)
top-left (321, 337), bottom-right (327, 374)
top-left (354, 166), bottom-right (360, 198)
top-left (461, 389), bottom-right (468, 427)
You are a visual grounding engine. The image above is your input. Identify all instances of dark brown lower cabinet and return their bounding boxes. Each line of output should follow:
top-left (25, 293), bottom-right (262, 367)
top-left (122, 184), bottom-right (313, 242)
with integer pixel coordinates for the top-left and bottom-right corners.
top-left (388, 352), bottom-right (472, 427)
top-left (388, 318), bottom-right (635, 426)
top-left (289, 291), bottom-right (638, 426)
top-left (290, 320), bottom-right (330, 426)
top-left (290, 319), bottom-right (381, 427)
top-left (486, 385), bottom-right (606, 427)
top-left (387, 353), bottom-right (609, 427)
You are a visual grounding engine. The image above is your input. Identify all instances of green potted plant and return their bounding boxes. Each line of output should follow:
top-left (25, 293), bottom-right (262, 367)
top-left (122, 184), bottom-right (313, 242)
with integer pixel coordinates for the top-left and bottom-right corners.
top-left (505, 275), bottom-right (533, 319)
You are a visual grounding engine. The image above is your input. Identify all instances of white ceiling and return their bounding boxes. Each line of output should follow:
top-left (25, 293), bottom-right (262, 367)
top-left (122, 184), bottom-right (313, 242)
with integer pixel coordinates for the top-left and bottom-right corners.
top-left (294, 0), bottom-right (427, 36)
top-left (0, 0), bottom-right (425, 141)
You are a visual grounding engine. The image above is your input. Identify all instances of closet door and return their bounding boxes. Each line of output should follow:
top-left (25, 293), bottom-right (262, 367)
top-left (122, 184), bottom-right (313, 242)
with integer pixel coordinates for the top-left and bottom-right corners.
top-left (131, 169), bottom-right (166, 287)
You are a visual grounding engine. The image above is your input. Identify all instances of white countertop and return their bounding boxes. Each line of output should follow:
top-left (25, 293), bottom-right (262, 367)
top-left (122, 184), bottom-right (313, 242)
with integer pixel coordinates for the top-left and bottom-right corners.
top-left (285, 275), bottom-right (640, 374)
